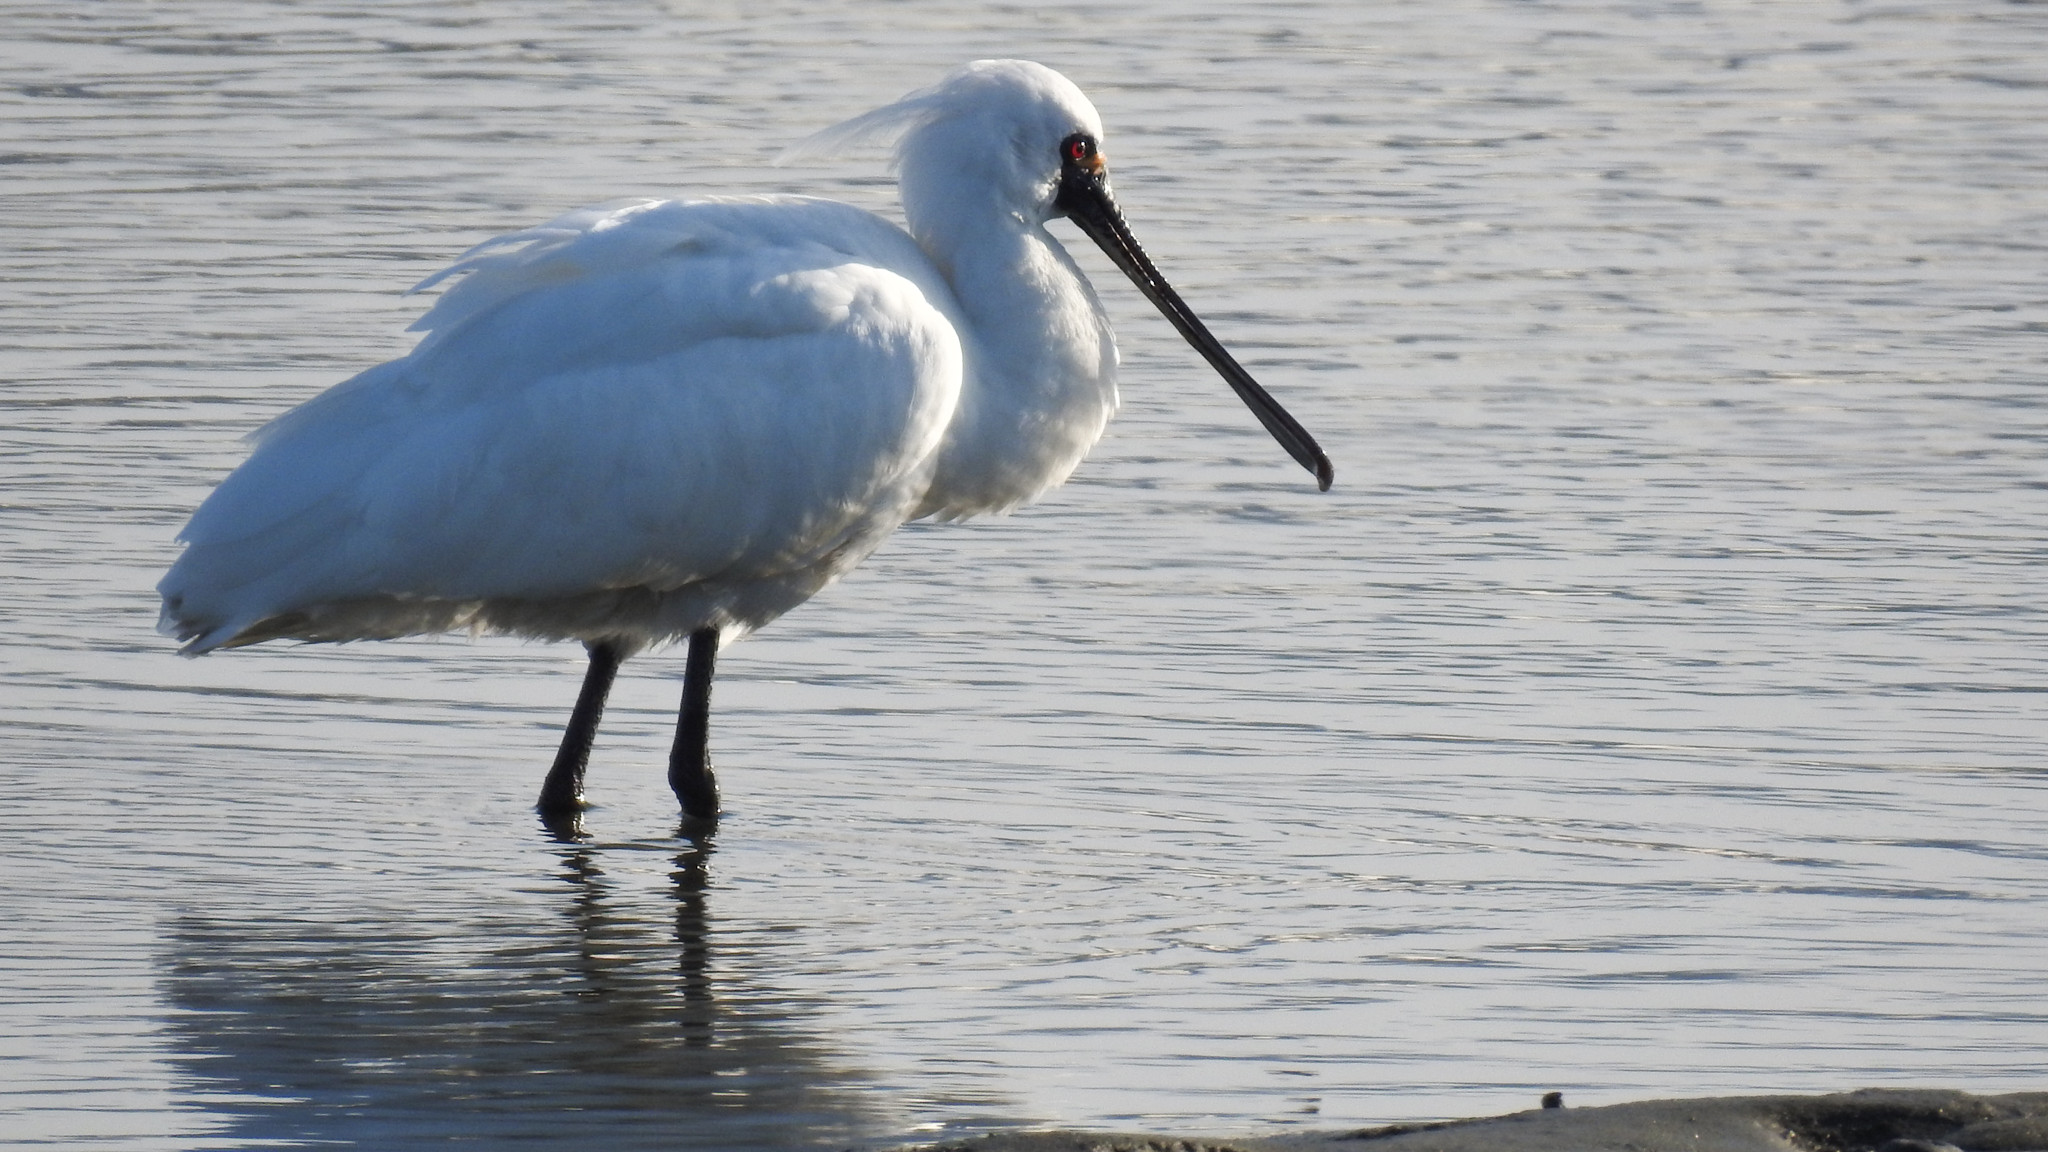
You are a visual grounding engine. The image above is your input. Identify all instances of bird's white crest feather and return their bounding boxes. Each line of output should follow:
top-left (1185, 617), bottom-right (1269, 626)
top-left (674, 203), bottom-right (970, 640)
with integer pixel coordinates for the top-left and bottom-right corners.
top-left (777, 86), bottom-right (945, 168)
top-left (777, 60), bottom-right (1099, 175)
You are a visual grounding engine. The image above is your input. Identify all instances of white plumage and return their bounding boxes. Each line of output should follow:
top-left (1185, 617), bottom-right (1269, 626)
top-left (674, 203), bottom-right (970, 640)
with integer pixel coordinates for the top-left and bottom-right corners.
top-left (158, 60), bottom-right (1328, 822)
top-left (163, 197), bottom-right (979, 653)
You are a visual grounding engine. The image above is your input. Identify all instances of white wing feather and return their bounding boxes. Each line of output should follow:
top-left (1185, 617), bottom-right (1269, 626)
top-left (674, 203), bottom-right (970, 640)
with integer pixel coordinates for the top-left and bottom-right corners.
top-left (160, 197), bottom-right (965, 653)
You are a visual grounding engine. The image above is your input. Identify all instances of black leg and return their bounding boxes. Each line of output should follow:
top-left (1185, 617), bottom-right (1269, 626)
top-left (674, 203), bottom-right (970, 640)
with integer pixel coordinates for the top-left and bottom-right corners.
top-left (538, 640), bottom-right (624, 819)
top-left (669, 627), bottom-right (720, 819)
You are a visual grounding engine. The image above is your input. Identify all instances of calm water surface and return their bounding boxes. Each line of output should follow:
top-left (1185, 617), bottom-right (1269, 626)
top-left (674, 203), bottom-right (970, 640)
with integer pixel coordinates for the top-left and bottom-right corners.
top-left (3, 1), bottom-right (2045, 1148)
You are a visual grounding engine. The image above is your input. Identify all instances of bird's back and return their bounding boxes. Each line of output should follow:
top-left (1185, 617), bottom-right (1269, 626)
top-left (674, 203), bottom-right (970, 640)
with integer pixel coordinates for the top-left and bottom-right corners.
top-left (160, 196), bottom-right (967, 654)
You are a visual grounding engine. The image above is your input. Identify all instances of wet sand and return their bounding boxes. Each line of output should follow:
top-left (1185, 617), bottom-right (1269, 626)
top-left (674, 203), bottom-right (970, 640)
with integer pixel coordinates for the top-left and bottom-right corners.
top-left (904, 1089), bottom-right (2048, 1152)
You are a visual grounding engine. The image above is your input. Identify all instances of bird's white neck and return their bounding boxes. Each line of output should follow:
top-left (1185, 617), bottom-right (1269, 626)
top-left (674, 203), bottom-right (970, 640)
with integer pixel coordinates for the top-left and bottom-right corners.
top-left (907, 191), bottom-right (1119, 520)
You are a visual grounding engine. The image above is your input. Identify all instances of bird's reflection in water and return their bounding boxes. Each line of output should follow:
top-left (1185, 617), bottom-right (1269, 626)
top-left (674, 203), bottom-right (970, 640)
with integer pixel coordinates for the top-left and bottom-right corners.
top-left (547, 815), bottom-right (713, 1042)
top-left (672, 826), bottom-right (715, 1047)
top-left (159, 819), bottom-right (884, 1150)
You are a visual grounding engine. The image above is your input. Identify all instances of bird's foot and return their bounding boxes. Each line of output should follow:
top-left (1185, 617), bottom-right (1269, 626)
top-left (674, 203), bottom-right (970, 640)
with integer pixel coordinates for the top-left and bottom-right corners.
top-left (670, 759), bottom-right (719, 822)
top-left (537, 805), bottom-right (589, 843)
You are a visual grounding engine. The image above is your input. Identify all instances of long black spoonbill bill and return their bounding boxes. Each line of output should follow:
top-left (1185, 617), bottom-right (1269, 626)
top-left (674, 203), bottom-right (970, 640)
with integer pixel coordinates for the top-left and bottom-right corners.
top-left (158, 60), bottom-right (1333, 824)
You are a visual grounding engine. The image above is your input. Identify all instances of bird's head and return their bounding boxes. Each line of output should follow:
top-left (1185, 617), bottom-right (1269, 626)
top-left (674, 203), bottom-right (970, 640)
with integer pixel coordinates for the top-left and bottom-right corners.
top-left (784, 60), bottom-right (1333, 493)
top-left (786, 59), bottom-right (1107, 230)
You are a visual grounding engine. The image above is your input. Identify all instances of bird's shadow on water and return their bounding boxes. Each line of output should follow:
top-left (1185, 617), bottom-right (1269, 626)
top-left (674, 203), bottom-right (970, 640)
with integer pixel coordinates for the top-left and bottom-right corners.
top-left (157, 821), bottom-right (897, 1151)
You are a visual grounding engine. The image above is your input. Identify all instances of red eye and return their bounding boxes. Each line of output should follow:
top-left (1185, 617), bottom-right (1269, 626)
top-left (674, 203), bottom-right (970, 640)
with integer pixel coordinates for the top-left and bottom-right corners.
top-left (1069, 140), bottom-right (1088, 160)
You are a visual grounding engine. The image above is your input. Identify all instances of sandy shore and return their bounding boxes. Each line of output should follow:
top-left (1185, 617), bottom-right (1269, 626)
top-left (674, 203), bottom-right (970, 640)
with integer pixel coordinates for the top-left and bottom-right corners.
top-left (902, 1088), bottom-right (2048, 1152)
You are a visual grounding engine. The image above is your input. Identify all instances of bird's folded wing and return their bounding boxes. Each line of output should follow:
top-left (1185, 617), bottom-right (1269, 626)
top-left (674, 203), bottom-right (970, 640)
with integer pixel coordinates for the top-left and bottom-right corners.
top-left (161, 197), bottom-right (965, 649)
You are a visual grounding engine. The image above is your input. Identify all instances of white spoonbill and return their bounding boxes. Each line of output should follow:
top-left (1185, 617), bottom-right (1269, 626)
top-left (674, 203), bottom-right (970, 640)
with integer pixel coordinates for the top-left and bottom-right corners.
top-left (157, 60), bottom-right (1332, 823)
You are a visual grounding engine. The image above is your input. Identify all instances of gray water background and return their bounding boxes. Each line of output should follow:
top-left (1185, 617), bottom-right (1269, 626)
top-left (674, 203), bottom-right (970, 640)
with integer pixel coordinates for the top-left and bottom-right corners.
top-left (3, 1), bottom-right (2045, 1147)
